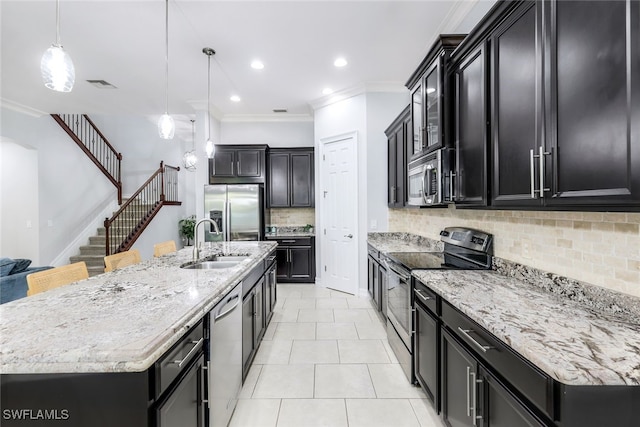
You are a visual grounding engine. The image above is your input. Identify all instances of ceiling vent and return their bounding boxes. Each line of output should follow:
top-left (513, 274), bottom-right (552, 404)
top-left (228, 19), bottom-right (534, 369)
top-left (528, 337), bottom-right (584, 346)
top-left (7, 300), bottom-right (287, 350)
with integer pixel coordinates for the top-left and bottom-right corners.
top-left (86, 79), bottom-right (117, 89)
top-left (273, 108), bottom-right (288, 113)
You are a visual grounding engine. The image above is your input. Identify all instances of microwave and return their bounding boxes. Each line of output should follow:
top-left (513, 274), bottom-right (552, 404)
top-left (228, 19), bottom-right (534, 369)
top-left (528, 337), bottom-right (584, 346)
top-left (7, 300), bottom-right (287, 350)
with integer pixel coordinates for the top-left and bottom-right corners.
top-left (407, 148), bottom-right (453, 207)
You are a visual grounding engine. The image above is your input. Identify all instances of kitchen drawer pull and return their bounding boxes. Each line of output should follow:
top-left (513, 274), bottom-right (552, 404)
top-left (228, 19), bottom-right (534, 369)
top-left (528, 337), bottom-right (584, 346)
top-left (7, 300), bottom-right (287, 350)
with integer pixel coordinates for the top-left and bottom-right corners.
top-left (281, 240), bottom-right (296, 243)
top-left (173, 337), bottom-right (203, 368)
top-left (457, 327), bottom-right (493, 353)
top-left (414, 289), bottom-right (431, 302)
top-left (267, 255), bottom-right (276, 262)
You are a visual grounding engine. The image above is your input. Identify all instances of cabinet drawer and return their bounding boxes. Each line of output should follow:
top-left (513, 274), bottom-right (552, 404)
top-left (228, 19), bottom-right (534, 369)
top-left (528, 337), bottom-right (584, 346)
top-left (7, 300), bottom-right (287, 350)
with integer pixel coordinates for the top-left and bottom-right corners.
top-left (441, 301), bottom-right (552, 418)
top-left (155, 320), bottom-right (204, 399)
top-left (276, 237), bottom-right (312, 246)
top-left (413, 279), bottom-right (437, 314)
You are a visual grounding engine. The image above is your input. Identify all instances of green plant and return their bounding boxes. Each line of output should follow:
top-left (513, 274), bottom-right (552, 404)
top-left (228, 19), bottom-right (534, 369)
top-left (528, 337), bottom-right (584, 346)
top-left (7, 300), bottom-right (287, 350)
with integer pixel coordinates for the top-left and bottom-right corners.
top-left (178, 215), bottom-right (196, 244)
top-left (303, 224), bottom-right (314, 232)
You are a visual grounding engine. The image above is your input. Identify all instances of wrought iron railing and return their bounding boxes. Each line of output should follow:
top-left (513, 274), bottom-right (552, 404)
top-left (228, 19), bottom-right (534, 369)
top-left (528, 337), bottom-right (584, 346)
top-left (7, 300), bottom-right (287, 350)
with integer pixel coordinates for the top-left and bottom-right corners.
top-left (51, 114), bottom-right (123, 204)
top-left (104, 162), bottom-right (181, 255)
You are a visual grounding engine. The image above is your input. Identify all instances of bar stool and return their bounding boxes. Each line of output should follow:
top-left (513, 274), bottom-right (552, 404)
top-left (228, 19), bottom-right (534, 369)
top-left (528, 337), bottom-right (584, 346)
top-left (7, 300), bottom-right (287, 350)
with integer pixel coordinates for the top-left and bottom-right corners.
top-left (104, 249), bottom-right (141, 272)
top-left (26, 261), bottom-right (89, 296)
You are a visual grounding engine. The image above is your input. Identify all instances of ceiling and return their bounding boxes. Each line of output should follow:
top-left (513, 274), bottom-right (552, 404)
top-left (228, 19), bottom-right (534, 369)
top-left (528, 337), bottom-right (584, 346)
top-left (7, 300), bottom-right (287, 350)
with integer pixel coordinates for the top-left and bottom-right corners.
top-left (0, 0), bottom-right (495, 122)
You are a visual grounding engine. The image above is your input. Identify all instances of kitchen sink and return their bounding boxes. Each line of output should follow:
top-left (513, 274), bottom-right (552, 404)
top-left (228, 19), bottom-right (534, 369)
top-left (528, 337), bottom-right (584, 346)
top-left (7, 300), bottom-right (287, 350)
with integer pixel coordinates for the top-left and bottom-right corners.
top-left (180, 255), bottom-right (249, 270)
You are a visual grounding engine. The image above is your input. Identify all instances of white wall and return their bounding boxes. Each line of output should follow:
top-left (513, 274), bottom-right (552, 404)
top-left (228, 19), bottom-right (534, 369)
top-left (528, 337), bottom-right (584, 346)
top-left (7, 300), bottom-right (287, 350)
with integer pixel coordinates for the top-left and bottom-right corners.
top-left (221, 121), bottom-right (314, 148)
top-left (0, 139), bottom-right (40, 263)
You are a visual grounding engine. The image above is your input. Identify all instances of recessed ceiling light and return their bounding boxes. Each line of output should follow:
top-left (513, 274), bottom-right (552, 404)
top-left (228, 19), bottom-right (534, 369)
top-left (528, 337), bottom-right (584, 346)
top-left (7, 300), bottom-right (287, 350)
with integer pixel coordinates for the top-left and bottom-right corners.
top-left (322, 88), bottom-right (333, 95)
top-left (251, 60), bottom-right (264, 70)
top-left (230, 95), bottom-right (241, 102)
top-left (334, 57), bottom-right (348, 67)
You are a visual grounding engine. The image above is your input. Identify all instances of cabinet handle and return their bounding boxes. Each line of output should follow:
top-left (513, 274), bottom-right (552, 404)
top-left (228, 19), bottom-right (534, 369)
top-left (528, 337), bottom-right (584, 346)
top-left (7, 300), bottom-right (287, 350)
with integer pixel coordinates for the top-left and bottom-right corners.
top-left (457, 327), bottom-right (493, 353)
top-left (466, 366), bottom-right (471, 417)
top-left (281, 240), bottom-right (296, 243)
top-left (529, 148), bottom-right (536, 198)
top-left (173, 337), bottom-right (203, 368)
top-left (414, 289), bottom-right (431, 302)
top-left (471, 371), bottom-right (480, 426)
top-left (539, 146), bottom-right (550, 195)
top-left (391, 186), bottom-right (397, 203)
top-left (449, 172), bottom-right (456, 201)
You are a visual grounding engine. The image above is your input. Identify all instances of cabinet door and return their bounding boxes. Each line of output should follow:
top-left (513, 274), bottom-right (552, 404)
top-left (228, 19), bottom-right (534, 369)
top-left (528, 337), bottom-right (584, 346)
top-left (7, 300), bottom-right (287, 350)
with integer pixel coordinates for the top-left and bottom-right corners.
top-left (411, 82), bottom-right (424, 158)
top-left (367, 256), bottom-right (376, 299)
top-left (236, 150), bottom-right (262, 178)
top-left (388, 132), bottom-right (399, 206)
top-left (290, 152), bottom-right (314, 207)
top-left (372, 259), bottom-right (380, 311)
top-left (275, 246), bottom-right (289, 280)
top-left (264, 269), bottom-right (273, 324)
top-left (156, 354), bottom-right (205, 427)
top-left (268, 153), bottom-right (290, 207)
top-left (491, 2), bottom-right (543, 207)
top-left (379, 264), bottom-right (387, 320)
top-left (454, 44), bottom-right (488, 207)
top-left (289, 246), bottom-right (313, 281)
top-left (481, 367), bottom-right (545, 427)
top-left (441, 329), bottom-right (478, 427)
top-left (211, 150), bottom-right (235, 178)
top-left (394, 124), bottom-right (406, 207)
top-left (415, 304), bottom-right (439, 408)
top-left (242, 293), bottom-right (254, 375)
top-left (546, 0), bottom-right (640, 206)
top-left (424, 60), bottom-right (442, 151)
top-left (254, 279), bottom-right (265, 345)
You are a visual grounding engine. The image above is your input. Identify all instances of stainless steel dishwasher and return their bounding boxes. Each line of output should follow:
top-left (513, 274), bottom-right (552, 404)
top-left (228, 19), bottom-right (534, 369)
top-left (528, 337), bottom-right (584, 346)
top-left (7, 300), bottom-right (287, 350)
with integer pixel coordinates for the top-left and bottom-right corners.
top-left (208, 282), bottom-right (242, 427)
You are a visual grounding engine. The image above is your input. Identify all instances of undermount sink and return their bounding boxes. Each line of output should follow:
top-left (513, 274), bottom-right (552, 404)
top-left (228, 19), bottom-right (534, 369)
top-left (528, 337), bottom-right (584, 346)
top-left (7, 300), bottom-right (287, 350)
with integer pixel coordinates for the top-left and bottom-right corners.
top-left (180, 255), bottom-right (249, 270)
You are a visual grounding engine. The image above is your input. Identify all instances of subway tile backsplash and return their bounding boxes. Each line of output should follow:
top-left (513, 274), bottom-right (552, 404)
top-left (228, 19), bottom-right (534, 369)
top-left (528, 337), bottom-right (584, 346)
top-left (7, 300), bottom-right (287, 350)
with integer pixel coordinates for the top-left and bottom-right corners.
top-left (269, 208), bottom-right (315, 228)
top-left (389, 206), bottom-right (640, 298)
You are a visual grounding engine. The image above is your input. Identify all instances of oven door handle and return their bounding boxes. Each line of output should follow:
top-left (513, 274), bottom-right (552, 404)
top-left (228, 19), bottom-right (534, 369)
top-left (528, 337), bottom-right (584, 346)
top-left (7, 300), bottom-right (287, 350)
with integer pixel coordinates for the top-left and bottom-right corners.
top-left (388, 265), bottom-right (410, 282)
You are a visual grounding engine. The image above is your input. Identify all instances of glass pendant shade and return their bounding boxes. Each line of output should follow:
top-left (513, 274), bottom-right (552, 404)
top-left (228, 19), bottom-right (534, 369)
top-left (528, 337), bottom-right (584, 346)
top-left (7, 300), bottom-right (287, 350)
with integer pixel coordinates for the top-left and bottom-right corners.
top-left (41, 44), bottom-right (75, 92)
top-left (205, 139), bottom-right (215, 159)
top-left (183, 150), bottom-right (198, 171)
top-left (158, 113), bottom-right (175, 139)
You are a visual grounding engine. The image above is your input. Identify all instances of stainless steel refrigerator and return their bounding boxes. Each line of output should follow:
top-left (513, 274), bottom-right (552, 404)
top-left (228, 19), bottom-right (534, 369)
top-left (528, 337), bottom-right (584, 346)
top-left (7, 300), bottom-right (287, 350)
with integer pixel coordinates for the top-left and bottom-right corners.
top-left (203, 184), bottom-right (268, 242)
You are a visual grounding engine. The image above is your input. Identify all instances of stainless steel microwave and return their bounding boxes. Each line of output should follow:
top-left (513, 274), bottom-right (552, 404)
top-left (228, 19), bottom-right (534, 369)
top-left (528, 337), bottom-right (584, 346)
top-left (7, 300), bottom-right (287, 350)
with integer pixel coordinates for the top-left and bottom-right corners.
top-left (407, 148), bottom-right (453, 207)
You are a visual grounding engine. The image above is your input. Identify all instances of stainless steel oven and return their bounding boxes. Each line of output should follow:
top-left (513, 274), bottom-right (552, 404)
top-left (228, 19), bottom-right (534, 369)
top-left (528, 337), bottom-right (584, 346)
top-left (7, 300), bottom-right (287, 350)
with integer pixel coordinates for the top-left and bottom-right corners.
top-left (407, 148), bottom-right (453, 207)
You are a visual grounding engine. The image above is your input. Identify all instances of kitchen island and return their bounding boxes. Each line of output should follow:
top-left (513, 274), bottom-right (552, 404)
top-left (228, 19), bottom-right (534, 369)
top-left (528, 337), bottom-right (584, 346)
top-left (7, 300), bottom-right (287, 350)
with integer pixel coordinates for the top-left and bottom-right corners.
top-left (0, 241), bottom-right (277, 426)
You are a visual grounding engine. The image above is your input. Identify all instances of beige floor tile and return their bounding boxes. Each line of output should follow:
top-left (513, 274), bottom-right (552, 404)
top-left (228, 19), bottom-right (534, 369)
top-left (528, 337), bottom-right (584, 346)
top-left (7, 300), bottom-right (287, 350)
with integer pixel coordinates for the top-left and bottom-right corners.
top-left (277, 289), bottom-right (303, 299)
top-left (346, 297), bottom-right (374, 309)
top-left (271, 308), bottom-right (299, 323)
top-left (315, 298), bottom-right (349, 309)
top-left (409, 399), bottom-right (445, 427)
top-left (289, 340), bottom-right (339, 364)
top-left (314, 364), bottom-right (376, 398)
top-left (283, 297), bottom-right (317, 309)
top-left (239, 364), bottom-right (263, 398)
top-left (345, 399), bottom-right (421, 427)
top-left (273, 322), bottom-right (316, 340)
top-left (229, 398), bottom-right (281, 427)
top-left (262, 321), bottom-right (277, 341)
top-left (297, 308), bottom-right (335, 323)
top-left (355, 321), bottom-right (387, 339)
top-left (316, 322), bottom-right (358, 340)
top-left (276, 399), bottom-right (347, 427)
top-left (338, 339), bottom-right (391, 364)
top-left (253, 340), bottom-right (293, 365)
top-left (333, 308), bottom-right (374, 323)
top-left (253, 364), bottom-right (315, 398)
top-left (368, 364), bottom-right (427, 398)
top-left (330, 289), bottom-right (356, 298)
top-left (300, 286), bottom-right (333, 298)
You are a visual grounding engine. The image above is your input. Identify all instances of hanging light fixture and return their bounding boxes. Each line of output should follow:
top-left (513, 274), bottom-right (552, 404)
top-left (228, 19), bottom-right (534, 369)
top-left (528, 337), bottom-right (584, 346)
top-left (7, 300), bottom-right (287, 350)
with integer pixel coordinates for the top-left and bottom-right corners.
top-left (158, 0), bottom-right (175, 139)
top-left (182, 119), bottom-right (198, 171)
top-left (203, 47), bottom-right (216, 159)
top-left (41, 0), bottom-right (75, 92)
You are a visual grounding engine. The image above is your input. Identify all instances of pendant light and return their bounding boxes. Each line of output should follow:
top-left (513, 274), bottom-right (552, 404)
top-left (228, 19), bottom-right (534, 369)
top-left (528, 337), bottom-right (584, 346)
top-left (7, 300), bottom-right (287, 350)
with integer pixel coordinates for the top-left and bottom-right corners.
top-left (182, 119), bottom-right (198, 171)
top-left (41, 0), bottom-right (75, 92)
top-left (203, 47), bottom-right (216, 159)
top-left (158, 0), bottom-right (175, 139)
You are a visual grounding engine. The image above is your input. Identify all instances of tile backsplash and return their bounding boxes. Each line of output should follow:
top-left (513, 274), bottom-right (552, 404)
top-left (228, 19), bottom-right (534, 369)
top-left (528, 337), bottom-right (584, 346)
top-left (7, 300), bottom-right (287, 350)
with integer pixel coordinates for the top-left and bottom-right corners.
top-left (389, 206), bottom-right (640, 298)
top-left (269, 208), bottom-right (315, 227)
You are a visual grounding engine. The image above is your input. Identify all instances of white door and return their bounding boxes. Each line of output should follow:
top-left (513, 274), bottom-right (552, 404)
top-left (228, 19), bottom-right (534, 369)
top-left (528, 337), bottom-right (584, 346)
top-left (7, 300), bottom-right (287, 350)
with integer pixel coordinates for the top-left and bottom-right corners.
top-left (320, 132), bottom-right (358, 295)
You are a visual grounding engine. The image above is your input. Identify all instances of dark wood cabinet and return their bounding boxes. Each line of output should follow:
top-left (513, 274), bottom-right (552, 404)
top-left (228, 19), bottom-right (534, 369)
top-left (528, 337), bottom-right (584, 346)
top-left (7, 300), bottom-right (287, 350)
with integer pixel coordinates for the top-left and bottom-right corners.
top-left (453, 43), bottom-right (489, 207)
top-left (441, 328), bottom-right (479, 427)
top-left (268, 148), bottom-right (314, 208)
top-left (415, 303), bottom-right (439, 409)
top-left (242, 276), bottom-right (266, 378)
top-left (209, 145), bottom-right (267, 184)
top-left (406, 35), bottom-right (465, 160)
top-left (386, 106), bottom-right (410, 207)
top-left (491, 1), bottom-right (543, 207)
top-left (272, 237), bottom-right (315, 283)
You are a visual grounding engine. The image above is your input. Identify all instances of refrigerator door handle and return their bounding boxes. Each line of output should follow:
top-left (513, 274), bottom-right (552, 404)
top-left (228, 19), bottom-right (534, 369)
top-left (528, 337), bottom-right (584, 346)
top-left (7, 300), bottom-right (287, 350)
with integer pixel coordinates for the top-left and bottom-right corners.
top-left (225, 201), bottom-right (231, 241)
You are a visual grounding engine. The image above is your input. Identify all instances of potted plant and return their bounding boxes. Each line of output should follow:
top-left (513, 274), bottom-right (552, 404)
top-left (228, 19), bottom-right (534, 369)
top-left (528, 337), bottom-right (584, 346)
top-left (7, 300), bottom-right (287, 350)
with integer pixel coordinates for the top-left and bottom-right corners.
top-left (179, 215), bottom-right (196, 246)
top-left (303, 224), bottom-right (314, 233)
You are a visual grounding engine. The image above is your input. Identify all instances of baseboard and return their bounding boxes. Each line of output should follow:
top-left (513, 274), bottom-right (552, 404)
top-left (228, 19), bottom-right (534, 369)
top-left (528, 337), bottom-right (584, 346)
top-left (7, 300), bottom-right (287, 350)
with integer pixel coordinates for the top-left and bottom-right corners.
top-left (50, 198), bottom-right (118, 267)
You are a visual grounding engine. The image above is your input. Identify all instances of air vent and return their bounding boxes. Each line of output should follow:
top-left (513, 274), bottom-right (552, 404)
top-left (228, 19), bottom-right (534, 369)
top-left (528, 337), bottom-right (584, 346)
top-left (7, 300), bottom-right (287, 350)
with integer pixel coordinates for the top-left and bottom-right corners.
top-left (86, 79), bottom-right (117, 89)
top-left (273, 109), bottom-right (288, 113)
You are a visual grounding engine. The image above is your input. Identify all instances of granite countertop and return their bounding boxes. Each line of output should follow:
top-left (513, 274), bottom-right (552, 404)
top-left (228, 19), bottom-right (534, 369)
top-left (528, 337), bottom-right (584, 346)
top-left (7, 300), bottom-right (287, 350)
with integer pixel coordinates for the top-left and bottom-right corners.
top-left (265, 227), bottom-right (315, 238)
top-left (0, 241), bottom-right (277, 375)
top-left (367, 232), bottom-right (443, 253)
top-left (413, 269), bottom-right (640, 386)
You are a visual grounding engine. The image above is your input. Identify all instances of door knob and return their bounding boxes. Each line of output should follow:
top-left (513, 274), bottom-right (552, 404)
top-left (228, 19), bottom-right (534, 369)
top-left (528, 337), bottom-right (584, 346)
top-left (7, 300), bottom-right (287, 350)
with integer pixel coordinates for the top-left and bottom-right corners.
top-left (344, 234), bottom-right (353, 239)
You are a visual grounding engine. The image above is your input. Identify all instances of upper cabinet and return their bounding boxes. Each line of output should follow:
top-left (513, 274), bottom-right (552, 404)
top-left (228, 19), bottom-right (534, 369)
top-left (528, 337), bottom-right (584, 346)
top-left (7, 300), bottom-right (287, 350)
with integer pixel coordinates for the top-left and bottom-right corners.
top-left (406, 35), bottom-right (465, 161)
top-left (450, 0), bottom-right (640, 210)
top-left (209, 145), bottom-right (267, 184)
top-left (386, 106), bottom-right (411, 208)
top-left (267, 148), bottom-right (314, 208)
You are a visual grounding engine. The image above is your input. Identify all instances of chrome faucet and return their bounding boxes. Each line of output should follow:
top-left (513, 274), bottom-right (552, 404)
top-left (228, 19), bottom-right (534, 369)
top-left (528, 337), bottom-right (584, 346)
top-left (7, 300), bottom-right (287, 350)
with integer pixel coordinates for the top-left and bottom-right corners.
top-left (193, 218), bottom-right (221, 260)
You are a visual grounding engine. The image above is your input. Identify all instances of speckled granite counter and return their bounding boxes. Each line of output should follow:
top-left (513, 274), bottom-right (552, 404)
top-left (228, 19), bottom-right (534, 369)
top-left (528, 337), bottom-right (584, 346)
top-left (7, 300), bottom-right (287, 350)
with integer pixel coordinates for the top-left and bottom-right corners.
top-left (367, 232), bottom-right (442, 253)
top-left (0, 241), bottom-right (277, 374)
top-left (413, 269), bottom-right (640, 386)
top-left (265, 226), bottom-right (315, 238)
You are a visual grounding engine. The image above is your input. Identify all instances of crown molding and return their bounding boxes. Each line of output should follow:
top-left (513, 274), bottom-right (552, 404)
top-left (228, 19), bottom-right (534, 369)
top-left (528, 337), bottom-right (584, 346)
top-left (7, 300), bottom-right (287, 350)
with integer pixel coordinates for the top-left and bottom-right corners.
top-left (308, 81), bottom-right (407, 110)
top-left (0, 98), bottom-right (48, 118)
top-left (221, 114), bottom-right (314, 123)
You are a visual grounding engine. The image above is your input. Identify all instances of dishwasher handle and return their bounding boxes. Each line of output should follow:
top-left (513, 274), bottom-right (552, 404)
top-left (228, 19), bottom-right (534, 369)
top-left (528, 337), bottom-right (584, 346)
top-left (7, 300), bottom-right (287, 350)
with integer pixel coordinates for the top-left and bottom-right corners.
top-left (214, 294), bottom-right (240, 321)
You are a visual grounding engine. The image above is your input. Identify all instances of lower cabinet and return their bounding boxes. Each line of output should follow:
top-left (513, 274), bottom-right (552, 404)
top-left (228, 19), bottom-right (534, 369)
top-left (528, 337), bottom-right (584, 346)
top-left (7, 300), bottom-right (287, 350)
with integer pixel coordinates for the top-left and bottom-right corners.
top-left (273, 237), bottom-right (315, 283)
top-left (414, 303), bottom-right (439, 408)
top-left (242, 277), bottom-right (265, 378)
top-left (264, 259), bottom-right (277, 324)
top-left (366, 246), bottom-right (388, 317)
top-left (156, 354), bottom-right (206, 427)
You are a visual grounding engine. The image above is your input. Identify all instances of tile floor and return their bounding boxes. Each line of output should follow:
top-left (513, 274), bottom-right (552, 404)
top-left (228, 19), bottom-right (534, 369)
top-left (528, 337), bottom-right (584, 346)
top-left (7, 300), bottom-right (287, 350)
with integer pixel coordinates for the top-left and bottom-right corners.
top-left (229, 284), bottom-right (445, 427)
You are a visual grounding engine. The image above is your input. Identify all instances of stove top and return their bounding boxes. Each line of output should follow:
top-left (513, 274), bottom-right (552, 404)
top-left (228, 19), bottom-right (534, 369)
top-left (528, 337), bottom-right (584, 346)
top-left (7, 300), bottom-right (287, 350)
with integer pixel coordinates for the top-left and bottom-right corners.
top-left (385, 250), bottom-right (491, 271)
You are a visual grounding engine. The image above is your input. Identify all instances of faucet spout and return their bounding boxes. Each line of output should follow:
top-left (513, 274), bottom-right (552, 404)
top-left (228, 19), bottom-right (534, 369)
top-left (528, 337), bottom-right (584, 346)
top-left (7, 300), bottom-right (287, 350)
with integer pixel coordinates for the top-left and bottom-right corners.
top-left (193, 218), bottom-right (221, 260)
